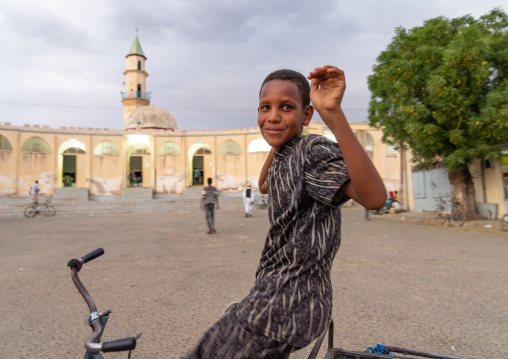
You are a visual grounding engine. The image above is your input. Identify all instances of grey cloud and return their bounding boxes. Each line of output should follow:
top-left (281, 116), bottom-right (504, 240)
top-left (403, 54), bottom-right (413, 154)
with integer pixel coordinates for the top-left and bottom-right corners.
top-left (0, 3), bottom-right (93, 52)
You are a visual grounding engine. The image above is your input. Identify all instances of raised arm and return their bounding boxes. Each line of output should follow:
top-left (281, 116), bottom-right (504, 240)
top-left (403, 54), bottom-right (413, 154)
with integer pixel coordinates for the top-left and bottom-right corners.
top-left (258, 148), bottom-right (275, 194)
top-left (308, 66), bottom-right (386, 209)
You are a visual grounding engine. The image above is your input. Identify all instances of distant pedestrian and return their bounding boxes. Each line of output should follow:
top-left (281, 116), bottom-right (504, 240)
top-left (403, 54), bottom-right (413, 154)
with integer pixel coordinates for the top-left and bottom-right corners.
top-left (201, 177), bottom-right (219, 234)
top-left (29, 180), bottom-right (40, 205)
top-left (242, 183), bottom-right (255, 217)
top-left (129, 170), bottom-right (135, 187)
top-left (193, 168), bottom-right (201, 186)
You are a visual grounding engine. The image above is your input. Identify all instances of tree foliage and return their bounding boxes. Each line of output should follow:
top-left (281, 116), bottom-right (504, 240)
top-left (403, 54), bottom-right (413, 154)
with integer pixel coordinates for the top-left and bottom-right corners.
top-left (368, 9), bottom-right (508, 171)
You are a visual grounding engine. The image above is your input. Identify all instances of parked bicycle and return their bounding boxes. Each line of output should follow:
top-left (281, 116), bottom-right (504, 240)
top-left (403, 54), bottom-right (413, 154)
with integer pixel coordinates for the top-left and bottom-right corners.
top-left (501, 213), bottom-right (508, 232)
top-left (433, 197), bottom-right (465, 226)
top-left (24, 200), bottom-right (56, 218)
top-left (68, 249), bottom-right (469, 359)
top-left (257, 195), bottom-right (268, 209)
top-left (67, 248), bottom-right (141, 358)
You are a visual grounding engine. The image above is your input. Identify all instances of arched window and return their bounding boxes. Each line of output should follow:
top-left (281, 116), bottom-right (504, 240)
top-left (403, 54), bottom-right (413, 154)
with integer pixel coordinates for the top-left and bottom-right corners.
top-left (21, 136), bottom-right (51, 153)
top-left (188, 141), bottom-right (212, 156)
top-left (94, 140), bottom-right (119, 155)
top-left (355, 131), bottom-right (374, 159)
top-left (59, 139), bottom-right (86, 154)
top-left (195, 148), bottom-right (211, 154)
top-left (218, 140), bottom-right (241, 155)
top-left (0, 135), bottom-right (13, 151)
top-left (127, 143), bottom-right (150, 155)
top-left (157, 141), bottom-right (182, 155)
top-left (247, 138), bottom-right (271, 153)
top-left (386, 145), bottom-right (398, 155)
top-left (63, 147), bottom-right (85, 154)
top-left (137, 61), bottom-right (141, 70)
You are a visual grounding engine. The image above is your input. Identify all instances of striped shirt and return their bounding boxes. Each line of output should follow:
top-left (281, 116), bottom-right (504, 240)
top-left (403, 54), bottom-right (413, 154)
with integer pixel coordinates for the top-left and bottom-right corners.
top-left (202, 186), bottom-right (218, 204)
top-left (236, 134), bottom-right (350, 348)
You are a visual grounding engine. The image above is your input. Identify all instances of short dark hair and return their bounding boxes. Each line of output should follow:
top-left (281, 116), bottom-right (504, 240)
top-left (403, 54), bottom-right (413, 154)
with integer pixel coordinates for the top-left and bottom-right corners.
top-left (207, 177), bottom-right (212, 185)
top-left (35, 180), bottom-right (38, 183)
top-left (260, 69), bottom-right (310, 107)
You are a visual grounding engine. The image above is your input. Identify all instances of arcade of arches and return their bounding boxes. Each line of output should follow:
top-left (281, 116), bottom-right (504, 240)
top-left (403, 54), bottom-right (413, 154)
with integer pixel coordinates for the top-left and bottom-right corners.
top-left (0, 122), bottom-right (402, 198)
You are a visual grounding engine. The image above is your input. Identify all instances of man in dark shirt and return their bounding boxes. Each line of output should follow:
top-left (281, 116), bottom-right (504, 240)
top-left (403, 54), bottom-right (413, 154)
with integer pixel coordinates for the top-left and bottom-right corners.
top-left (201, 177), bottom-right (219, 234)
top-left (183, 66), bottom-right (386, 358)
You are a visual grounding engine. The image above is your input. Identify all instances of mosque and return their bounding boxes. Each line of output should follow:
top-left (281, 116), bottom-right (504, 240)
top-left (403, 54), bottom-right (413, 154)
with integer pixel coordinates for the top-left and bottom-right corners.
top-left (0, 36), bottom-right (403, 202)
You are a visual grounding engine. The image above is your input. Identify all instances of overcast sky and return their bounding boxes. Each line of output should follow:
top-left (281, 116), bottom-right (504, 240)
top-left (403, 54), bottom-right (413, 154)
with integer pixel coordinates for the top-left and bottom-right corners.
top-left (0, 0), bottom-right (504, 131)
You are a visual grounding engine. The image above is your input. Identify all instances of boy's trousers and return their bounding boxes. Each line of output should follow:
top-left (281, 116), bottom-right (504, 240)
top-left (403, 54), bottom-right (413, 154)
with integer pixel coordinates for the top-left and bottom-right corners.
top-left (182, 303), bottom-right (300, 359)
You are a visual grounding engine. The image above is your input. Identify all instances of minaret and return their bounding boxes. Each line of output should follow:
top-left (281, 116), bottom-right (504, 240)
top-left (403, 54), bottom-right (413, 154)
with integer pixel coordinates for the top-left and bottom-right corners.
top-left (122, 33), bottom-right (150, 127)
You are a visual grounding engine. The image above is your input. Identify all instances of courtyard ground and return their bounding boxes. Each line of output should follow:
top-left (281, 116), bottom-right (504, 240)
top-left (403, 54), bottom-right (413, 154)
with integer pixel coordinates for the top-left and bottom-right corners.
top-left (0, 208), bottom-right (506, 358)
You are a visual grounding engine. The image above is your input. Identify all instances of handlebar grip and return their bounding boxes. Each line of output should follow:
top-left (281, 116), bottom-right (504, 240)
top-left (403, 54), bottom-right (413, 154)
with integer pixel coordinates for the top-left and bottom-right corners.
top-left (81, 248), bottom-right (104, 263)
top-left (102, 337), bottom-right (136, 353)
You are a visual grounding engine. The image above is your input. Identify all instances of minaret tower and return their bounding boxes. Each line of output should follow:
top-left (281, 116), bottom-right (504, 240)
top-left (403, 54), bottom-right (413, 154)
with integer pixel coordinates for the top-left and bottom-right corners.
top-left (122, 33), bottom-right (150, 127)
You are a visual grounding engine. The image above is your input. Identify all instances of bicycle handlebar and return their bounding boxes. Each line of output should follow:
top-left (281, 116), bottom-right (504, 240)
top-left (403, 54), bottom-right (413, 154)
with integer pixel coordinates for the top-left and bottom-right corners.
top-left (68, 248), bottom-right (139, 354)
top-left (102, 337), bottom-right (137, 352)
top-left (82, 248), bottom-right (104, 263)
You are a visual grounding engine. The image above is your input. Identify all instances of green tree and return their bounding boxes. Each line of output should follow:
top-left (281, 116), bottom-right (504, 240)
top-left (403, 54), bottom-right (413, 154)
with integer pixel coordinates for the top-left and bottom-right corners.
top-left (368, 9), bottom-right (508, 219)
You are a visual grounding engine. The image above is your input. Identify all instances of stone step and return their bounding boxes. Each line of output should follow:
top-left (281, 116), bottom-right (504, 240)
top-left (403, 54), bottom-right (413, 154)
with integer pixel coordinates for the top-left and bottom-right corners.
top-left (0, 195), bottom-right (251, 218)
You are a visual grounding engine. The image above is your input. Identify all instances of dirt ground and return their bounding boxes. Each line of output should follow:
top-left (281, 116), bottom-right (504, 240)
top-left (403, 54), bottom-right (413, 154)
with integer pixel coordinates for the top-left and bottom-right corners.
top-left (0, 208), bottom-right (506, 359)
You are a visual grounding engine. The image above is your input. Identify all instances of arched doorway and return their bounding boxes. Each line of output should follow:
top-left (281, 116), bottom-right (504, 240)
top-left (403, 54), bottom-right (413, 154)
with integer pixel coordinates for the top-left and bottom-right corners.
top-left (126, 143), bottom-right (151, 187)
top-left (188, 141), bottom-right (212, 186)
top-left (58, 139), bottom-right (86, 188)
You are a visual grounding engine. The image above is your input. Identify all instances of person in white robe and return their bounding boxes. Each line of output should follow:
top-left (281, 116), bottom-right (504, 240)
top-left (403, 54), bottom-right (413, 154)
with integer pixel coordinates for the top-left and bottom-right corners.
top-left (242, 184), bottom-right (255, 218)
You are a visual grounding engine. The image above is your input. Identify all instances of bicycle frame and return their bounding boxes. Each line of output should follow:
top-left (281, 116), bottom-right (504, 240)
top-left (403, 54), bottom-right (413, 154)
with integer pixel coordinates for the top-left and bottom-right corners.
top-left (68, 248), bottom-right (140, 358)
top-left (312, 320), bottom-right (469, 359)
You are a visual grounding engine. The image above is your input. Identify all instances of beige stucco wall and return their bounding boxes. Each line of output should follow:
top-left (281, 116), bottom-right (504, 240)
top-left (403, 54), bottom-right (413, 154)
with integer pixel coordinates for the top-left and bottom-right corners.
top-left (0, 121), bottom-right (410, 201)
top-left (470, 158), bottom-right (505, 218)
top-left (17, 131), bottom-right (55, 197)
top-left (90, 136), bottom-right (123, 196)
top-left (216, 135), bottom-right (245, 192)
top-left (154, 137), bottom-right (186, 194)
top-left (0, 131), bottom-right (18, 195)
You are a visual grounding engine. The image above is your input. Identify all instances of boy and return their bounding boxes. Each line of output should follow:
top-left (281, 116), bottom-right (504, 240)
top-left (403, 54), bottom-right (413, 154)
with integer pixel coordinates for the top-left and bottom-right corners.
top-left (201, 177), bottom-right (219, 234)
top-left (184, 66), bottom-right (386, 358)
top-left (29, 180), bottom-right (40, 205)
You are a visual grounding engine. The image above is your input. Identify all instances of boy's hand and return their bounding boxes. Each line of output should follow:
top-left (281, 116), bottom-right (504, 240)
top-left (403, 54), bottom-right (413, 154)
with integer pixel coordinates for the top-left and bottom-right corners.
top-left (307, 66), bottom-right (346, 114)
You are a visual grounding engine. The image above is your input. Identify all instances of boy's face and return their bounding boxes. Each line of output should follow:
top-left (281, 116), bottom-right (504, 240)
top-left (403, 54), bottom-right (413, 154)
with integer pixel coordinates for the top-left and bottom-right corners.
top-left (258, 80), bottom-right (313, 151)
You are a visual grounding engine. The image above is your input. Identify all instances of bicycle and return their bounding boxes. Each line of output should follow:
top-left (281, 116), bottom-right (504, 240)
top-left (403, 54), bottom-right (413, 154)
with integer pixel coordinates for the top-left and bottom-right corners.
top-left (433, 197), bottom-right (465, 226)
top-left (24, 200), bottom-right (56, 218)
top-left (308, 319), bottom-right (469, 359)
top-left (67, 248), bottom-right (141, 358)
top-left (257, 195), bottom-right (269, 209)
top-left (69, 249), bottom-right (470, 359)
top-left (501, 213), bottom-right (508, 232)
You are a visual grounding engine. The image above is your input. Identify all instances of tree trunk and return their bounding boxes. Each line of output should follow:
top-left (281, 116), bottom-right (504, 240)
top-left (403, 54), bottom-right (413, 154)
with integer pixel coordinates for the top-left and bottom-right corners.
top-left (448, 169), bottom-right (484, 221)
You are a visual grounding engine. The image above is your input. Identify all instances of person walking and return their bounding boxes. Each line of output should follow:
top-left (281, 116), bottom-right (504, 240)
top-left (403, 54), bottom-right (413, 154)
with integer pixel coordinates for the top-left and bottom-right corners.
top-left (242, 183), bottom-right (255, 217)
top-left (29, 180), bottom-right (40, 205)
top-left (193, 168), bottom-right (201, 186)
top-left (129, 170), bottom-right (136, 187)
top-left (201, 177), bottom-right (219, 234)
